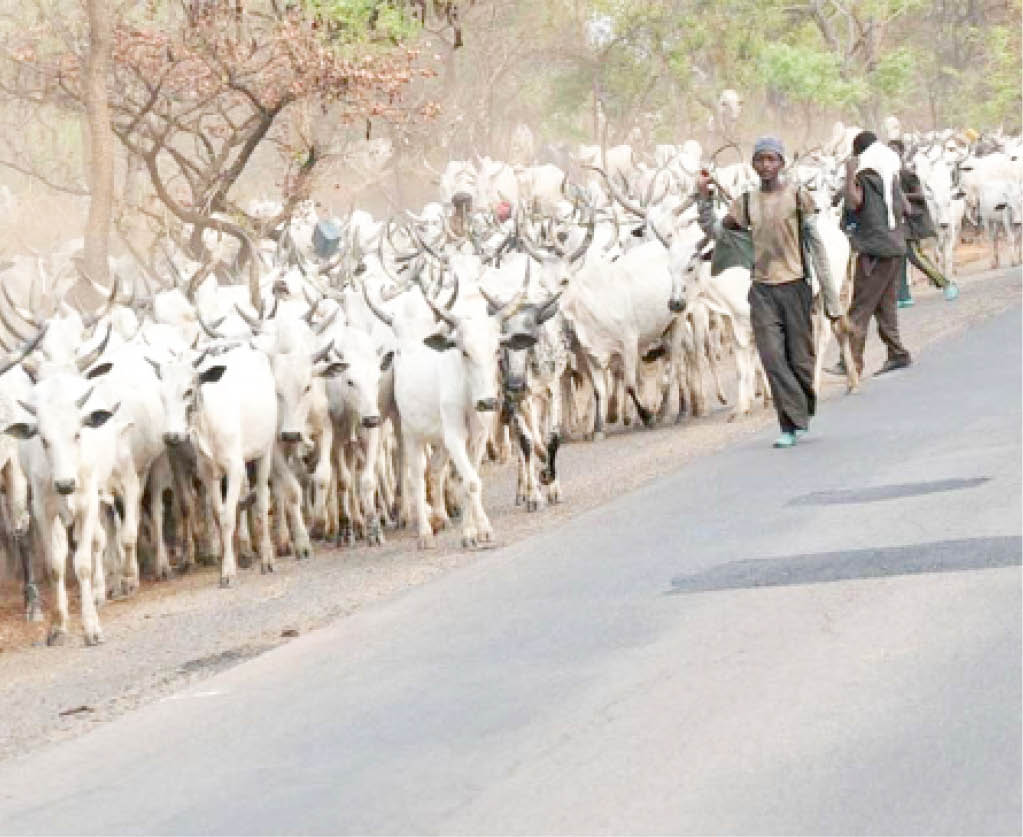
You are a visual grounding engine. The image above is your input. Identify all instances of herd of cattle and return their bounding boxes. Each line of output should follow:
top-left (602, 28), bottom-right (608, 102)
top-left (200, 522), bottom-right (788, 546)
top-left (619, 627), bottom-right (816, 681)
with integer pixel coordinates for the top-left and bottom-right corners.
top-left (0, 120), bottom-right (1020, 646)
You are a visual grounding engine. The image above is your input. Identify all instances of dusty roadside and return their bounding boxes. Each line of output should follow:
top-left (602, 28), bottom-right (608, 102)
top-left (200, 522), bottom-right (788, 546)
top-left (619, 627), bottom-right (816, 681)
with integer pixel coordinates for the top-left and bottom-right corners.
top-left (0, 262), bottom-right (1018, 762)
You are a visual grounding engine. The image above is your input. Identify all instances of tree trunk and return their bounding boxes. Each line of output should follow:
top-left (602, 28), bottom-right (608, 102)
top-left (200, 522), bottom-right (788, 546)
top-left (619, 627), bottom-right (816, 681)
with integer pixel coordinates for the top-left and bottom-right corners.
top-left (82, 0), bottom-right (114, 288)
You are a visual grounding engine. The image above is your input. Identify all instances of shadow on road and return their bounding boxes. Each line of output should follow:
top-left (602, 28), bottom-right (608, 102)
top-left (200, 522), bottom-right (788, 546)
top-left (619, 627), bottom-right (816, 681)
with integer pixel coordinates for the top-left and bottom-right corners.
top-left (788, 477), bottom-right (992, 506)
top-left (669, 536), bottom-right (1022, 594)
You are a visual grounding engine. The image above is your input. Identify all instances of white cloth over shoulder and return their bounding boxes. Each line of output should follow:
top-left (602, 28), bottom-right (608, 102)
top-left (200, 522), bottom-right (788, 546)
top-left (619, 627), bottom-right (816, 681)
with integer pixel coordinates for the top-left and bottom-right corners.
top-left (856, 142), bottom-right (902, 229)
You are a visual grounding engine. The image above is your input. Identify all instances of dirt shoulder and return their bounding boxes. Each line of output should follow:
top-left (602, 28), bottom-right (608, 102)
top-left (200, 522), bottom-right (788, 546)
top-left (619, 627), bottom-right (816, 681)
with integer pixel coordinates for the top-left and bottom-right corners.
top-left (0, 261), bottom-right (1019, 763)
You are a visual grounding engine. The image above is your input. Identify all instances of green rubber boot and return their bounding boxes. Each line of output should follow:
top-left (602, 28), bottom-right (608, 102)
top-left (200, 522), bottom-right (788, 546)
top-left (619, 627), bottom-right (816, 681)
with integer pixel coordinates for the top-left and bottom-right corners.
top-left (773, 432), bottom-right (797, 449)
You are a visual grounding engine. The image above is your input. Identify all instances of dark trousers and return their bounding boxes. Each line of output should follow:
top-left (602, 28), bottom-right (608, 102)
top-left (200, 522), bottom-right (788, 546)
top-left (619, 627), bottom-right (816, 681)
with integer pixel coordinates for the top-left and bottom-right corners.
top-left (749, 280), bottom-right (816, 433)
top-left (907, 239), bottom-right (951, 289)
top-left (849, 254), bottom-right (911, 374)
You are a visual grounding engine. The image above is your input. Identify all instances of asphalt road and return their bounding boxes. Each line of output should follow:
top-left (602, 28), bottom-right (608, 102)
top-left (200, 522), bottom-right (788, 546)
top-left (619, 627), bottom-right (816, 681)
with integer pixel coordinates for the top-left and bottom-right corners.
top-left (1, 306), bottom-right (1020, 836)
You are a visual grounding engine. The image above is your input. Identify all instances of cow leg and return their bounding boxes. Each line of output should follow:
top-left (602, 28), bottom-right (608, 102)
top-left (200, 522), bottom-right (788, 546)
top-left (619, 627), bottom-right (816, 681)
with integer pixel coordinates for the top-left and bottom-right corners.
top-left (514, 412), bottom-right (541, 512)
top-left (374, 431), bottom-right (395, 528)
top-left (686, 308), bottom-right (710, 417)
top-left (217, 463), bottom-right (243, 587)
top-left (358, 426), bottom-right (385, 545)
top-left (74, 496), bottom-right (104, 646)
top-left (116, 467), bottom-right (142, 596)
top-left (584, 355), bottom-right (607, 441)
top-left (706, 329), bottom-right (729, 406)
top-left (348, 445), bottom-right (368, 540)
top-left (406, 438), bottom-right (433, 549)
top-left (335, 441), bottom-right (356, 547)
top-left (309, 424), bottom-right (332, 540)
top-left (255, 448), bottom-right (279, 571)
top-left (6, 462), bottom-right (40, 621)
top-left (147, 458), bottom-right (173, 580)
top-left (444, 429), bottom-right (492, 548)
top-left (424, 445), bottom-right (451, 532)
top-left (42, 504), bottom-right (72, 645)
top-left (623, 342), bottom-right (654, 428)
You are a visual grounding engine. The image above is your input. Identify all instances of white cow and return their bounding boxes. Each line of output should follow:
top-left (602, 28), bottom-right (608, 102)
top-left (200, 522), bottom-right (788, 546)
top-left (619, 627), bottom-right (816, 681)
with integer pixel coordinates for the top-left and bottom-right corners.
top-left (156, 345), bottom-right (278, 586)
top-left (6, 371), bottom-right (127, 645)
top-left (365, 278), bottom-right (501, 549)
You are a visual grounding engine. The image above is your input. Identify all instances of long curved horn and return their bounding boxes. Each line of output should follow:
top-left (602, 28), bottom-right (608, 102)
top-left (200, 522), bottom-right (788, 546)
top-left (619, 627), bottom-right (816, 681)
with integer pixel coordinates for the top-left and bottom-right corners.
top-left (301, 285), bottom-right (321, 324)
top-left (586, 166), bottom-right (646, 218)
top-left (0, 283), bottom-right (36, 341)
top-left (567, 212), bottom-right (595, 263)
top-left (411, 225), bottom-right (448, 264)
top-left (535, 289), bottom-right (563, 324)
top-left (416, 277), bottom-right (457, 328)
top-left (74, 323), bottom-right (111, 373)
top-left (233, 303), bottom-right (262, 331)
top-left (442, 270), bottom-right (459, 310)
top-left (197, 310), bottom-right (225, 338)
top-left (311, 339), bottom-right (334, 365)
top-left (478, 285), bottom-right (504, 316)
top-left (672, 192), bottom-right (698, 217)
top-left (361, 281), bottom-right (394, 328)
top-left (74, 385), bottom-right (95, 410)
top-left (313, 305), bottom-right (340, 335)
top-left (81, 272), bottom-right (121, 328)
top-left (648, 215), bottom-right (671, 249)
top-left (0, 322), bottom-right (48, 378)
top-left (516, 219), bottom-right (549, 263)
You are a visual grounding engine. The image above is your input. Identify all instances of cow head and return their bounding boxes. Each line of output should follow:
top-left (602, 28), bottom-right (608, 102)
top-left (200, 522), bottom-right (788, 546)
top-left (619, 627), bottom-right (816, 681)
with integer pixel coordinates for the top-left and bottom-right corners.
top-left (667, 236), bottom-right (710, 314)
top-left (5, 373), bottom-right (120, 497)
top-left (419, 278), bottom-right (500, 413)
top-left (151, 348), bottom-right (230, 447)
top-left (326, 328), bottom-right (392, 428)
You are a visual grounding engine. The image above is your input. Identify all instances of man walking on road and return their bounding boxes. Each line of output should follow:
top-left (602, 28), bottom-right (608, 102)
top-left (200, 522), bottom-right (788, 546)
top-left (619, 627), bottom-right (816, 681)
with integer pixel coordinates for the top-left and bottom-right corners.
top-left (889, 138), bottom-right (960, 307)
top-left (697, 136), bottom-right (843, 449)
top-left (830, 130), bottom-right (913, 378)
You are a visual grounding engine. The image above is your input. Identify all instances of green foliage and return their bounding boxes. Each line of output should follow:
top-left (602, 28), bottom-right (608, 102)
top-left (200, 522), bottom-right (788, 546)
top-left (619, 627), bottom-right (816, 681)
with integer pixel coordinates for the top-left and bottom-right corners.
top-left (762, 43), bottom-right (863, 108)
top-left (302, 0), bottom-right (421, 45)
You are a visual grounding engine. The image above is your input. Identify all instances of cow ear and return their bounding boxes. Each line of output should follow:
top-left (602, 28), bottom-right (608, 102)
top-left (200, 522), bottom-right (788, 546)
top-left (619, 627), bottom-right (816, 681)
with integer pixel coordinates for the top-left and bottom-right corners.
top-left (642, 343), bottom-right (668, 362)
top-left (82, 405), bottom-right (118, 429)
top-left (379, 350), bottom-right (394, 371)
top-left (423, 333), bottom-right (456, 352)
top-left (5, 422), bottom-right (36, 440)
top-left (85, 361), bottom-right (113, 380)
top-left (319, 361), bottom-right (349, 378)
top-left (198, 364), bottom-right (227, 385)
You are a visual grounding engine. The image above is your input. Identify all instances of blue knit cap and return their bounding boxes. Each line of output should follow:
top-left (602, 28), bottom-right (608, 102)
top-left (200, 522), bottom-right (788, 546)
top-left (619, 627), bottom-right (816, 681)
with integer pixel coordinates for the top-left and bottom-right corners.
top-left (752, 136), bottom-right (785, 161)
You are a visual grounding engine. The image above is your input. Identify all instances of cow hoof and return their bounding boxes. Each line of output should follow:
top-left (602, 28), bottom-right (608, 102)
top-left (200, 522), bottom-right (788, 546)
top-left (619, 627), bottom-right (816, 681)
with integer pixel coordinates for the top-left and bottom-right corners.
top-left (260, 563), bottom-right (275, 575)
top-left (121, 578), bottom-right (139, 597)
top-left (46, 628), bottom-right (68, 647)
top-left (154, 565), bottom-right (173, 582)
top-left (296, 545), bottom-right (313, 560)
top-left (461, 535), bottom-right (478, 549)
top-left (417, 534), bottom-right (435, 550)
top-left (84, 628), bottom-right (104, 647)
top-left (527, 499), bottom-right (540, 512)
top-left (588, 431), bottom-right (605, 442)
top-left (219, 575), bottom-right (235, 589)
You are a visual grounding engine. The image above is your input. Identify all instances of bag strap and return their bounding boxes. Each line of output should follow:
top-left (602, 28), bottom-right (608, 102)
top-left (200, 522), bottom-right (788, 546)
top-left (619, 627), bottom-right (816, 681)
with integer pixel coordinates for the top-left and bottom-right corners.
top-left (743, 190), bottom-right (750, 228)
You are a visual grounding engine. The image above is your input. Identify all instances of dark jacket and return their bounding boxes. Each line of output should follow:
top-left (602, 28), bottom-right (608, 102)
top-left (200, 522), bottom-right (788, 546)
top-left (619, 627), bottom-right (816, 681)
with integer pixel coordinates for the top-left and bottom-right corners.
top-left (847, 171), bottom-right (907, 258)
top-left (899, 169), bottom-right (937, 241)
